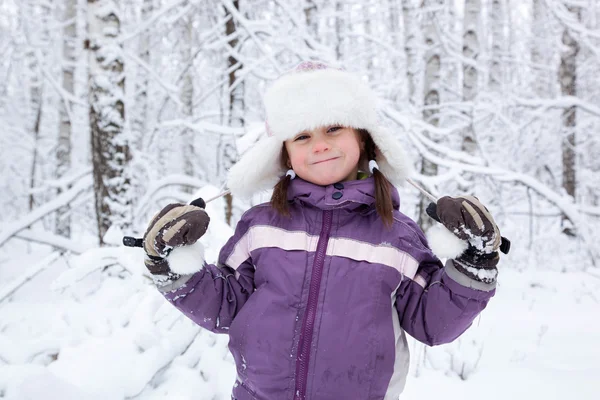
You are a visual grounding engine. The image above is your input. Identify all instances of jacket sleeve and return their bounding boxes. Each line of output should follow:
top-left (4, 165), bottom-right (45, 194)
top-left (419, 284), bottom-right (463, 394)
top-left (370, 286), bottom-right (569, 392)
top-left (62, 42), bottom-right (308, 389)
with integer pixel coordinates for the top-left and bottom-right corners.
top-left (156, 209), bottom-right (257, 334)
top-left (394, 219), bottom-right (496, 346)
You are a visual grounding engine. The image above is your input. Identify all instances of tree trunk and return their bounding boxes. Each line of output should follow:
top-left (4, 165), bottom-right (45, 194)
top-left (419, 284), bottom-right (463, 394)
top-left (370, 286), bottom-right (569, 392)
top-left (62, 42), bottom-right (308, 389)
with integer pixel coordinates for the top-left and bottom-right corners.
top-left (22, 2), bottom-right (44, 213)
top-left (56, 0), bottom-right (77, 238)
top-left (181, 13), bottom-right (195, 192)
top-left (335, 1), bottom-right (345, 60)
top-left (87, 0), bottom-right (130, 245)
top-left (363, 2), bottom-right (374, 78)
top-left (134, 0), bottom-right (152, 146)
top-left (489, 0), bottom-right (505, 90)
top-left (223, 0), bottom-right (244, 225)
top-left (402, 0), bottom-right (422, 106)
top-left (531, 0), bottom-right (556, 97)
top-left (417, 0), bottom-right (443, 232)
top-left (387, 0), bottom-right (401, 81)
top-left (461, 0), bottom-right (481, 156)
top-left (559, 6), bottom-right (581, 236)
top-left (304, 0), bottom-right (318, 36)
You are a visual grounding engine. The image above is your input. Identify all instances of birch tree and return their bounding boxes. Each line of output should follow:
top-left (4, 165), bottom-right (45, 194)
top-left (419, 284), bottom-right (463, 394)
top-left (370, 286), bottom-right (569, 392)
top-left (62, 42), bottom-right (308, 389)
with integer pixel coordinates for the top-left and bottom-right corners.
top-left (417, 0), bottom-right (443, 231)
top-left (133, 0), bottom-right (152, 144)
top-left (402, 0), bottom-right (422, 106)
top-left (22, 2), bottom-right (45, 213)
top-left (304, 0), bottom-right (319, 36)
top-left (461, 0), bottom-right (481, 153)
top-left (56, 0), bottom-right (78, 237)
top-left (222, 0), bottom-right (244, 225)
top-left (87, 0), bottom-right (131, 244)
top-left (180, 12), bottom-right (196, 190)
top-left (532, 0), bottom-right (556, 97)
top-left (559, 5), bottom-right (581, 236)
top-left (489, 0), bottom-right (506, 90)
top-left (387, 0), bottom-right (402, 76)
top-left (335, 1), bottom-right (345, 60)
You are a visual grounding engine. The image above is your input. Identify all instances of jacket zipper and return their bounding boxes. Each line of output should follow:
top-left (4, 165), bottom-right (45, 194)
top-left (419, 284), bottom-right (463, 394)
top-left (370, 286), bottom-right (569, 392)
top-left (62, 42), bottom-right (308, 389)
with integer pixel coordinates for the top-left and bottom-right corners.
top-left (294, 209), bottom-right (333, 400)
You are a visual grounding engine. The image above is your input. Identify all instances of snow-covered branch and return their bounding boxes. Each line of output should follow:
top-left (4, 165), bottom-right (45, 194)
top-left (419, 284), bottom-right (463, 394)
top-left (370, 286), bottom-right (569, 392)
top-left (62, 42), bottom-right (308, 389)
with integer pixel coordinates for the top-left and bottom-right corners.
top-left (27, 168), bottom-right (91, 194)
top-left (123, 51), bottom-right (182, 107)
top-left (0, 177), bottom-right (92, 248)
top-left (15, 229), bottom-right (89, 254)
top-left (133, 174), bottom-right (209, 221)
top-left (384, 104), bottom-right (600, 221)
top-left (159, 119), bottom-right (245, 136)
top-left (220, 0), bottom-right (283, 74)
top-left (119, 0), bottom-right (189, 43)
top-left (510, 95), bottom-right (600, 118)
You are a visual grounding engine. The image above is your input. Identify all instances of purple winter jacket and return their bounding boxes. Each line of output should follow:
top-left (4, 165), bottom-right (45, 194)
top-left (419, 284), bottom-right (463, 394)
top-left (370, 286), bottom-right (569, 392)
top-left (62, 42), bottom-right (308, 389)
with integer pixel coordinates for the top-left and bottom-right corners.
top-left (158, 176), bottom-right (496, 400)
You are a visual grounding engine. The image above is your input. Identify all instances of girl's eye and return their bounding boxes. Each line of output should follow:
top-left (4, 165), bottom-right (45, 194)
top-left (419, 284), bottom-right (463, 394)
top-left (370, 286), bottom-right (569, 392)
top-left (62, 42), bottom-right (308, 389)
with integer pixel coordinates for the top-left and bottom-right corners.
top-left (294, 135), bottom-right (309, 141)
top-left (327, 126), bottom-right (342, 133)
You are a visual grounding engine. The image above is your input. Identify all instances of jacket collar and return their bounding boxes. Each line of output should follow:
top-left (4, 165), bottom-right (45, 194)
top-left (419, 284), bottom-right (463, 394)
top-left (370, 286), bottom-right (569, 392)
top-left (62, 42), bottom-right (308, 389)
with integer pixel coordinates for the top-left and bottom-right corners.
top-left (286, 176), bottom-right (400, 212)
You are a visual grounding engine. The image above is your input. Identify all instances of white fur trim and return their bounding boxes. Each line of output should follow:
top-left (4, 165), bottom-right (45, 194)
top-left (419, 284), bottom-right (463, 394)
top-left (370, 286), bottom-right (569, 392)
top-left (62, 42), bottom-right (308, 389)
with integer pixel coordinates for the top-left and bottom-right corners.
top-left (168, 241), bottom-right (205, 275)
top-left (264, 68), bottom-right (380, 140)
top-left (227, 136), bottom-right (283, 198)
top-left (426, 224), bottom-right (469, 260)
top-left (367, 125), bottom-right (413, 188)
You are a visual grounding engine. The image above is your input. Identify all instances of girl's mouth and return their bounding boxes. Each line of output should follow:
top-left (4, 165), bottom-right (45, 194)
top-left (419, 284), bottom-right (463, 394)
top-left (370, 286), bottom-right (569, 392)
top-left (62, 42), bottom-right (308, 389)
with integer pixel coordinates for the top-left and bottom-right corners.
top-left (312, 157), bottom-right (339, 165)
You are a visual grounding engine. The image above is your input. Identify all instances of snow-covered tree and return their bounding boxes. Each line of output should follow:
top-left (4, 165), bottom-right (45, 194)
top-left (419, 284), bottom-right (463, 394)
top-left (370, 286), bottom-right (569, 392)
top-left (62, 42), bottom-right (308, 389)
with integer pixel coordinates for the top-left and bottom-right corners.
top-left (558, 4), bottom-right (581, 236)
top-left (87, 0), bottom-right (131, 244)
top-left (1, 1), bottom-right (600, 397)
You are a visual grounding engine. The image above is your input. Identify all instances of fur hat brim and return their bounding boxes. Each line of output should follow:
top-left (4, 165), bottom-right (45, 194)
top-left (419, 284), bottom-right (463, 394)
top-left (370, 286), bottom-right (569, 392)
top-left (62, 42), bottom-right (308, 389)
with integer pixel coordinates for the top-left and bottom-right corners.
top-left (227, 136), bottom-right (284, 198)
top-left (226, 63), bottom-right (413, 198)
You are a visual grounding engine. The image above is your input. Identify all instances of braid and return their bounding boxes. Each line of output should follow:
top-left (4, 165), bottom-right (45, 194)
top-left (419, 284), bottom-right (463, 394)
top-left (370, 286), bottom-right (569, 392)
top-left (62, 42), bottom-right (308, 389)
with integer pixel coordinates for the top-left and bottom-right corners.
top-left (270, 145), bottom-right (292, 217)
top-left (271, 174), bottom-right (292, 217)
top-left (362, 131), bottom-right (394, 228)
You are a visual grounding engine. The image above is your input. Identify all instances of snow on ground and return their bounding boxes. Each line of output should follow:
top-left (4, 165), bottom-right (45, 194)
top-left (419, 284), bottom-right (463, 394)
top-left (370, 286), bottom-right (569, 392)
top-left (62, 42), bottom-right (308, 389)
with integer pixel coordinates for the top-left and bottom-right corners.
top-left (1, 186), bottom-right (598, 399)
top-left (403, 268), bottom-right (600, 400)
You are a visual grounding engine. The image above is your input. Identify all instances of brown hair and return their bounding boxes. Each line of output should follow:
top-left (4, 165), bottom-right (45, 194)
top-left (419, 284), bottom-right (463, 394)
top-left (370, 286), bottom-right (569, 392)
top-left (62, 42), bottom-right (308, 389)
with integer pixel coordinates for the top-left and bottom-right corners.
top-left (270, 145), bottom-right (293, 217)
top-left (270, 129), bottom-right (394, 227)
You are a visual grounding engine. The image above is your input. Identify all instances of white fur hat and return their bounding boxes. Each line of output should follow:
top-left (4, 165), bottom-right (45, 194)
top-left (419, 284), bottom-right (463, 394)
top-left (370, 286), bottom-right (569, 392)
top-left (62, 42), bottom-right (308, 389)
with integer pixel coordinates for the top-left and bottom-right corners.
top-left (227, 61), bottom-right (412, 198)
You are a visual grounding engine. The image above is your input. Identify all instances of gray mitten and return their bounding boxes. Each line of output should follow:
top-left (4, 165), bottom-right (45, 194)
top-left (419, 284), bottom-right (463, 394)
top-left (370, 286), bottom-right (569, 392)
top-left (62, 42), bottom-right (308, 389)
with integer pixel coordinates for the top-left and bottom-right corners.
top-left (142, 203), bottom-right (210, 277)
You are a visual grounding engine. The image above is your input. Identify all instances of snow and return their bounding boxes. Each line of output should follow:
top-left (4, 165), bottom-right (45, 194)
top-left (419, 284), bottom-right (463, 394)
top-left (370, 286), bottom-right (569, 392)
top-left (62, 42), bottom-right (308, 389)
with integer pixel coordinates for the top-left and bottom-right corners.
top-left (167, 240), bottom-right (205, 275)
top-left (1, 191), bottom-right (598, 399)
top-left (402, 268), bottom-right (600, 400)
top-left (1, 0), bottom-right (599, 397)
top-left (426, 224), bottom-right (469, 259)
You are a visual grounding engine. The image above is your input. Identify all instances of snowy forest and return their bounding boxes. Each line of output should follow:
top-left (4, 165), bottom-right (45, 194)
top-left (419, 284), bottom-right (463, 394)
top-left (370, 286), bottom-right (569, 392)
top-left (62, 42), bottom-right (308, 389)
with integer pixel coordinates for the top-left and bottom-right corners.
top-left (1, 0), bottom-right (599, 398)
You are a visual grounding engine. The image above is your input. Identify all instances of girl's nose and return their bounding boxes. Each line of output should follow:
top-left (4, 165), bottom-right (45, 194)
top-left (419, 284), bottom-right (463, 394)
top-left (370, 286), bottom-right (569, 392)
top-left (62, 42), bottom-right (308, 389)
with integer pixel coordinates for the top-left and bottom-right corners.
top-left (312, 137), bottom-right (330, 153)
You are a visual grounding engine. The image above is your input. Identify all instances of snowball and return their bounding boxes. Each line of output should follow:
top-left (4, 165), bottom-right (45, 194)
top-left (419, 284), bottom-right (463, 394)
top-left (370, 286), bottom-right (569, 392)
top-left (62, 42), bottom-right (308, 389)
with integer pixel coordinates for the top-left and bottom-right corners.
top-left (168, 241), bottom-right (205, 275)
top-left (426, 224), bottom-right (469, 260)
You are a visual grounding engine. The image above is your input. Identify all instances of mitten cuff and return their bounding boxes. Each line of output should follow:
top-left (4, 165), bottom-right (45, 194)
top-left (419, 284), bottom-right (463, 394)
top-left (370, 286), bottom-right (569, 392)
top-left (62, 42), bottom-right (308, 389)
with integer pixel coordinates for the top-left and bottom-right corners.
top-left (453, 257), bottom-right (498, 283)
top-left (144, 255), bottom-right (171, 275)
top-left (445, 259), bottom-right (497, 292)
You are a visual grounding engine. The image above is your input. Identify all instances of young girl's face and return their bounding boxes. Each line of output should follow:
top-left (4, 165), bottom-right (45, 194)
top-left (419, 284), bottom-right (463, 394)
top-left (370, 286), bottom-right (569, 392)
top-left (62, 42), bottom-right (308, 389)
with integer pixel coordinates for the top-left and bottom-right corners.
top-left (284, 125), bottom-right (363, 186)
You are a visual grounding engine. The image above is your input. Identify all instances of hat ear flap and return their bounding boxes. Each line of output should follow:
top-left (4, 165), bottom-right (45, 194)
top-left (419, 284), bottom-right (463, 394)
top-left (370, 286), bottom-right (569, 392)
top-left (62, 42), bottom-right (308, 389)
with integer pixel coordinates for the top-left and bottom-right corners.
top-left (367, 126), bottom-right (413, 186)
top-left (227, 137), bottom-right (284, 199)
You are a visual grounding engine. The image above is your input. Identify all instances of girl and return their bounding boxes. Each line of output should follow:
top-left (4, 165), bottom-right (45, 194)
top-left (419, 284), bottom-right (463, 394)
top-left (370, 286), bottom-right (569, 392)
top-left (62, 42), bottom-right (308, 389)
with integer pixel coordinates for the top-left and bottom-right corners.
top-left (142, 62), bottom-right (502, 400)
